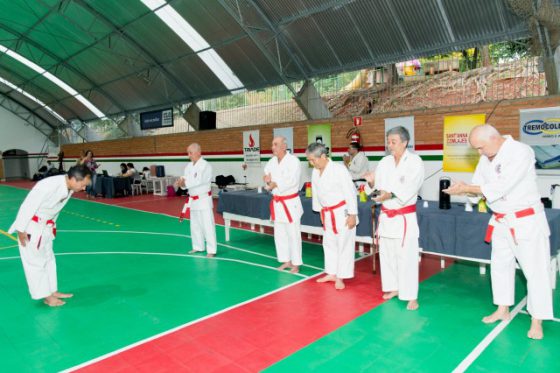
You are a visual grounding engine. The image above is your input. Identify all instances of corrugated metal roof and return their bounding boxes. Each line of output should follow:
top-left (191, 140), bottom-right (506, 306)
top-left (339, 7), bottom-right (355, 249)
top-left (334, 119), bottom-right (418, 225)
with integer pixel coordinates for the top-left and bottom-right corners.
top-left (0, 0), bottom-right (546, 126)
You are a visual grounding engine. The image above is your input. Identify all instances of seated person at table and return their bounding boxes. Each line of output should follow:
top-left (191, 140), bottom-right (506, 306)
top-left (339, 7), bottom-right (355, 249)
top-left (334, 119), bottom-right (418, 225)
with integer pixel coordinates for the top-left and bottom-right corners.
top-left (141, 167), bottom-right (150, 179)
top-left (119, 163), bottom-right (128, 176)
top-left (122, 163), bottom-right (137, 178)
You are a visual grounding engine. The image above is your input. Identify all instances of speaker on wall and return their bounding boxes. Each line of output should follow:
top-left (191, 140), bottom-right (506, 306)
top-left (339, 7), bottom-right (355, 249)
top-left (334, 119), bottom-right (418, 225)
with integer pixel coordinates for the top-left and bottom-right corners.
top-left (199, 111), bottom-right (216, 130)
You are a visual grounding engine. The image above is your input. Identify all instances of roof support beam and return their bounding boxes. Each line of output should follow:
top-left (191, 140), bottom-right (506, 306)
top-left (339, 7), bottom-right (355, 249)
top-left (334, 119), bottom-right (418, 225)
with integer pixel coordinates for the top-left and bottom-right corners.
top-left (277, 0), bottom-right (357, 26)
top-left (436, 0), bottom-right (456, 43)
top-left (218, 0), bottom-right (317, 119)
top-left (384, 0), bottom-right (413, 52)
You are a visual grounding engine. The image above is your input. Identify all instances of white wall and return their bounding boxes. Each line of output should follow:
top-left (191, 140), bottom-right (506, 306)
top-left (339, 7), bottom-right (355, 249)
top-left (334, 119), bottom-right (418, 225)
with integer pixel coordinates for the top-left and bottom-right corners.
top-left (0, 106), bottom-right (57, 179)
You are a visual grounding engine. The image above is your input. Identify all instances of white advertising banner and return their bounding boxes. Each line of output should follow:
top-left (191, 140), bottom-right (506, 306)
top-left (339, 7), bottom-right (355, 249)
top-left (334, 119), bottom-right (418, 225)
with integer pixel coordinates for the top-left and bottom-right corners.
top-left (243, 130), bottom-right (260, 166)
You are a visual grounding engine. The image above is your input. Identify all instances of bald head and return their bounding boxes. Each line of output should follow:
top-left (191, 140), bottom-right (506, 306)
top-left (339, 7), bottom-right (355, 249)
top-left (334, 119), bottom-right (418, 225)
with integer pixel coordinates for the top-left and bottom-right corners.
top-left (271, 136), bottom-right (288, 159)
top-left (187, 143), bottom-right (202, 162)
top-left (469, 124), bottom-right (504, 160)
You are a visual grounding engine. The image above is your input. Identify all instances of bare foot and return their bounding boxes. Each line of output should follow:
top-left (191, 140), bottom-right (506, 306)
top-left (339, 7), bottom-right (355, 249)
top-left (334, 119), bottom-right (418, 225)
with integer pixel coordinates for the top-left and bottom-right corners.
top-left (206, 253), bottom-right (215, 258)
top-left (278, 262), bottom-right (291, 271)
top-left (188, 249), bottom-right (199, 254)
top-left (407, 300), bottom-right (419, 311)
top-left (382, 291), bottom-right (399, 300)
top-left (482, 306), bottom-right (510, 324)
top-left (289, 266), bottom-right (300, 274)
top-left (316, 274), bottom-right (337, 283)
top-left (44, 295), bottom-right (65, 307)
top-left (52, 291), bottom-right (73, 299)
top-left (527, 319), bottom-right (543, 340)
top-left (335, 278), bottom-right (345, 290)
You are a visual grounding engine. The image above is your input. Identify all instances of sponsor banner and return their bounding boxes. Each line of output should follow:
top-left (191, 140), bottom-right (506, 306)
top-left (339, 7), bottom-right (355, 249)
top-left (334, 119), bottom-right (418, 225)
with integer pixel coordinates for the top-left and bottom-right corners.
top-left (520, 107), bottom-right (560, 169)
top-left (243, 130), bottom-right (260, 166)
top-left (307, 124), bottom-right (332, 155)
top-left (443, 114), bottom-right (485, 172)
top-left (384, 116), bottom-right (415, 152)
top-left (273, 127), bottom-right (294, 152)
top-left (140, 108), bottom-right (173, 130)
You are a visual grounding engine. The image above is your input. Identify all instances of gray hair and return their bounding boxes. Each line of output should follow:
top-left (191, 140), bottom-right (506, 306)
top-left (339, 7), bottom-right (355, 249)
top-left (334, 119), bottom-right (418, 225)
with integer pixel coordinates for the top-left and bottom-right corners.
top-left (306, 142), bottom-right (328, 157)
top-left (469, 124), bottom-right (500, 142)
top-left (188, 142), bottom-right (201, 153)
top-left (386, 126), bottom-right (410, 143)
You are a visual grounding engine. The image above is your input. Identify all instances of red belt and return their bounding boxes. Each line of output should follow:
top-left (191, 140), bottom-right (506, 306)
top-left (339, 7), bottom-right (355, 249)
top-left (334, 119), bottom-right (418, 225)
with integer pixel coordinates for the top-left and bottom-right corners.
top-left (179, 191), bottom-right (212, 222)
top-left (321, 200), bottom-right (346, 234)
top-left (378, 204), bottom-right (417, 247)
top-left (484, 207), bottom-right (535, 245)
top-left (31, 215), bottom-right (56, 250)
top-left (270, 192), bottom-right (299, 223)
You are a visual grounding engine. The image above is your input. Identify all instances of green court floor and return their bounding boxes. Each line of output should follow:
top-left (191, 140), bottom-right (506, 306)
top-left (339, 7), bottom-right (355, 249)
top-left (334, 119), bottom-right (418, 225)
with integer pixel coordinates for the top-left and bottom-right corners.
top-left (0, 185), bottom-right (325, 372)
top-left (266, 261), bottom-right (560, 372)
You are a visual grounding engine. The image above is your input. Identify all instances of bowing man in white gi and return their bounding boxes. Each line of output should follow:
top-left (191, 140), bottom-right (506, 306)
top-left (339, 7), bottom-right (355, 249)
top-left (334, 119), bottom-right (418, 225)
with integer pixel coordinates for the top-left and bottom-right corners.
top-left (264, 136), bottom-right (303, 273)
top-left (343, 142), bottom-right (369, 182)
top-left (307, 142), bottom-right (358, 290)
top-left (9, 165), bottom-right (91, 307)
top-left (176, 143), bottom-right (217, 257)
top-left (365, 126), bottom-right (424, 311)
top-left (444, 124), bottom-right (553, 339)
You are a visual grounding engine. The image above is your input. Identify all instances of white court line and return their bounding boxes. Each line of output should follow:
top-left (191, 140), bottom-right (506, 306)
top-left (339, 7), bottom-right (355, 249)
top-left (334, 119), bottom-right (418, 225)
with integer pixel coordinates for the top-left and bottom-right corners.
top-left (452, 297), bottom-right (527, 373)
top-left (61, 253), bottom-right (371, 372)
top-left (53, 251), bottom-right (309, 278)
top-left (57, 229), bottom-right (325, 271)
top-left (519, 309), bottom-right (560, 323)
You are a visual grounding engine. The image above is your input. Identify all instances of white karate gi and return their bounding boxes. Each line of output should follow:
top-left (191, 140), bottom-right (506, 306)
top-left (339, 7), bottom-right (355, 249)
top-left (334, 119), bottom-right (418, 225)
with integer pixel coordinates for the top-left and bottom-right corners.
top-left (471, 135), bottom-right (552, 319)
top-left (264, 152), bottom-right (303, 265)
top-left (366, 150), bottom-right (424, 301)
top-left (181, 158), bottom-right (217, 254)
top-left (347, 151), bottom-right (369, 181)
top-left (312, 160), bottom-right (359, 279)
top-left (8, 175), bottom-right (72, 300)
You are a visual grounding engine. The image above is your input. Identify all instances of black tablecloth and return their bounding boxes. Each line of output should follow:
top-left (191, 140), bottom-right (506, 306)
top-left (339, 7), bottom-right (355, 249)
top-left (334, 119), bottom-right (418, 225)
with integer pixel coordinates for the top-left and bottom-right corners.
top-left (218, 190), bottom-right (560, 260)
top-left (217, 190), bottom-right (374, 237)
top-left (94, 176), bottom-right (132, 198)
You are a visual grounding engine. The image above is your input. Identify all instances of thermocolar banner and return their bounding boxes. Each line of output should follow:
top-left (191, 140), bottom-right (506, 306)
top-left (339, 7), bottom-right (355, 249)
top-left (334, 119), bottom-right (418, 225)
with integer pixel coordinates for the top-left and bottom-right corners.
top-left (520, 106), bottom-right (560, 169)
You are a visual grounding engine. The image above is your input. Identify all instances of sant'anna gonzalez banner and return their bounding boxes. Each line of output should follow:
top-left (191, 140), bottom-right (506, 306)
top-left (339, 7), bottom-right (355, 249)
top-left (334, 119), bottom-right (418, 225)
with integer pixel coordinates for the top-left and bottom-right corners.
top-left (442, 114), bottom-right (486, 172)
top-left (519, 107), bottom-right (560, 170)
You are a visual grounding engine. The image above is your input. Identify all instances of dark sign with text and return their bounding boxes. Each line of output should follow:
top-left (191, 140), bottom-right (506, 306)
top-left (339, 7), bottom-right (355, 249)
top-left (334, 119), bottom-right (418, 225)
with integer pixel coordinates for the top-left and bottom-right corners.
top-left (140, 108), bottom-right (173, 130)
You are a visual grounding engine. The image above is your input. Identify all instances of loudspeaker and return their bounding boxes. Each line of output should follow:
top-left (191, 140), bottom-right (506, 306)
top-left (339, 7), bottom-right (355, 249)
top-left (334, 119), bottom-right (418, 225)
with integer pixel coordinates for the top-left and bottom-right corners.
top-left (199, 111), bottom-right (216, 130)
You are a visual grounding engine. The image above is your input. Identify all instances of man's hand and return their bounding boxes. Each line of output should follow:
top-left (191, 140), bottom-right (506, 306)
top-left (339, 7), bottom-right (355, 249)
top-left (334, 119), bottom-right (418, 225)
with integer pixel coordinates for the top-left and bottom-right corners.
top-left (342, 154), bottom-right (351, 165)
top-left (373, 190), bottom-right (392, 203)
top-left (364, 171), bottom-right (375, 188)
top-left (17, 231), bottom-right (29, 247)
top-left (263, 173), bottom-right (272, 184)
top-left (175, 176), bottom-right (186, 189)
top-left (265, 181), bottom-right (277, 191)
top-left (346, 214), bottom-right (357, 229)
top-left (443, 181), bottom-right (467, 195)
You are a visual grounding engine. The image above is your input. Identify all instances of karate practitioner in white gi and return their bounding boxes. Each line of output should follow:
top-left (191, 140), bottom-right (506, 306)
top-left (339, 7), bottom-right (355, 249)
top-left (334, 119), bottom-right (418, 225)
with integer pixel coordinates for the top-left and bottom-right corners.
top-left (176, 143), bottom-right (217, 257)
top-left (264, 136), bottom-right (303, 273)
top-left (364, 126), bottom-right (424, 310)
top-left (343, 142), bottom-right (369, 182)
top-left (444, 124), bottom-right (553, 339)
top-left (9, 165), bottom-right (91, 307)
top-left (307, 142), bottom-right (358, 290)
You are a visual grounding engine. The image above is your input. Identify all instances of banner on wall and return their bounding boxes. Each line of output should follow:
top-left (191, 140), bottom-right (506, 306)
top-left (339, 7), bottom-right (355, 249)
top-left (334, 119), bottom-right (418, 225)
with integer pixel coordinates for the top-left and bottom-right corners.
top-left (384, 116), bottom-right (415, 152)
top-left (243, 130), bottom-right (260, 166)
top-left (307, 124), bottom-right (332, 155)
top-left (273, 127), bottom-right (294, 152)
top-left (443, 114), bottom-right (485, 172)
top-left (519, 106), bottom-right (560, 169)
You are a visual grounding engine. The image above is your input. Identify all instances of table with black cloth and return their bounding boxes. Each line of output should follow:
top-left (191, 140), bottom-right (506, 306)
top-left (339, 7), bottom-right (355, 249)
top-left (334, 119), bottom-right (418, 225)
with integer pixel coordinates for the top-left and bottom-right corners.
top-left (218, 191), bottom-right (560, 281)
top-left (217, 190), bottom-right (374, 250)
top-left (93, 175), bottom-right (132, 198)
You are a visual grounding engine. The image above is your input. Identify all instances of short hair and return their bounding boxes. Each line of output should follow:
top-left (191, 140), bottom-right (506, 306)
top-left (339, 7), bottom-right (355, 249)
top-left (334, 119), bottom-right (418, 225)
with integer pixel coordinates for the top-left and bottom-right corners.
top-left (85, 150), bottom-right (93, 157)
top-left (306, 142), bottom-right (328, 157)
top-left (127, 163), bottom-right (134, 168)
top-left (349, 142), bottom-right (361, 150)
top-left (470, 124), bottom-right (501, 142)
top-left (386, 126), bottom-right (410, 143)
top-left (188, 143), bottom-right (201, 153)
top-left (67, 165), bottom-right (92, 181)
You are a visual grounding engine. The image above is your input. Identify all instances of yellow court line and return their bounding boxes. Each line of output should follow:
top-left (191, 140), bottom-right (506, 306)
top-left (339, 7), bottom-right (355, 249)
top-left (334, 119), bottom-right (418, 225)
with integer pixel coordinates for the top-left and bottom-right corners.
top-left (0, 229), bottom-right (18, 242)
